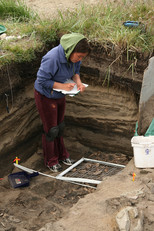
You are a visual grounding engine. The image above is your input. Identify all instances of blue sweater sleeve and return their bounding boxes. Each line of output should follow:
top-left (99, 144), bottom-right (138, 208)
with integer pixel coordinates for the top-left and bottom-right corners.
top-left (37, 54), bottom-right (58, 90)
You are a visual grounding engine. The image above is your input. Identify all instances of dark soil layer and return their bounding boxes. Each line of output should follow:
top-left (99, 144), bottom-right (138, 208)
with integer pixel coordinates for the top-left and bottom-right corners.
top-left (0, 43), bottom-right (150, 178)
top-left (0, 149), bottom-right (129, 231)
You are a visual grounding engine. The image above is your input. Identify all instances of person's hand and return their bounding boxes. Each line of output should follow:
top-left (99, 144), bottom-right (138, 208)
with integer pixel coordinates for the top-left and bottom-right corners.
top-left (63, 83), bottom-right (76, 91)
top-left (77, 83), bottom-right (86, 92)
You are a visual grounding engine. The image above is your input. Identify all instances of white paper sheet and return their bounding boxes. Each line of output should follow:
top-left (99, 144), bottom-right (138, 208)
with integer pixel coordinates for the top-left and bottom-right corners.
top-left (53, 79), bottom-right (88, 96)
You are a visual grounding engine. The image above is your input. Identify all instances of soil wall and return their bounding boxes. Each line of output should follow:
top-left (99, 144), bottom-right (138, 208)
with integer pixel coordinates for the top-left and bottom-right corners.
top-left (0, 44), bottom-right (149, 177)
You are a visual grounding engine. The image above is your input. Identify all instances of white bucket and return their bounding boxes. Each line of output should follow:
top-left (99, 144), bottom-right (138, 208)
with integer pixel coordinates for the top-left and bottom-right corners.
top-left (131, 136), bottom-right (154, 168)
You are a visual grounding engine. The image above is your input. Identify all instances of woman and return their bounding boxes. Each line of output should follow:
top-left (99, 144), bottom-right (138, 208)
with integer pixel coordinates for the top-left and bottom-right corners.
top-left (34, 33), bottom-right (91, 172)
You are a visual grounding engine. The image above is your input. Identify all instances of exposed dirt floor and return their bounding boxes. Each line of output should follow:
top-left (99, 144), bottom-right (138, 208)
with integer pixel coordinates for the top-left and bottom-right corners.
top-left (0, 147), bottom-right (129, 231)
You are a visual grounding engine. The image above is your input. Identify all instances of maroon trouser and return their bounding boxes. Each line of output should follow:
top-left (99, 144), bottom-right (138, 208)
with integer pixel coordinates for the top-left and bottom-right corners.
top-left (34, 90), bottom-right (69, 167)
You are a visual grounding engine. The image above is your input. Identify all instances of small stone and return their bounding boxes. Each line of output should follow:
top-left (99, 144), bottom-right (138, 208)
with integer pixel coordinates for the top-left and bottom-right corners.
top-left (134, 219), bottom-right (143, 231)
top-left (116, 208), bottom-right (130, 231)
top-left (8, 215), bottom-right (21, 223)
top-left (133, 207), bottom-right (139, 218)
top-left (134, 210), bottom-right (144, 231)
top-left (147, 183), bottom-right (154, 194)
top-left (5, 36), bottom-right (16, 40)
top-left (147, 194), bottom-right (154, 202)
top-left (93, 170), bottom-right (102, 176)
top-left (0, 33), bottom-right (6, 40)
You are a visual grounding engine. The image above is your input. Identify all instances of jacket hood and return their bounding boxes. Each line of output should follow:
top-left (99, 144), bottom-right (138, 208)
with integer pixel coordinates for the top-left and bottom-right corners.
top-left (60, 33), bottom-right (85, 61)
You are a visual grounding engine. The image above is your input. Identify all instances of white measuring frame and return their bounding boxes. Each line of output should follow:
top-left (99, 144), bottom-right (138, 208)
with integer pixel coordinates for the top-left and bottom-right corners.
top-left (14, 163), bottom-right (96, 189)
top-left (14, 158), bottom-right (125, 189)
top-left (56, 157), bottom-right (125, 185)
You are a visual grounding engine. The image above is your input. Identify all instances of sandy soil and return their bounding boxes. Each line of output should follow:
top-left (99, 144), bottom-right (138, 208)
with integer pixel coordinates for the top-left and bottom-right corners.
top-left (25, 0), bottom-right (99, 19)
top-left (0, 148), bottom-right (129, 231)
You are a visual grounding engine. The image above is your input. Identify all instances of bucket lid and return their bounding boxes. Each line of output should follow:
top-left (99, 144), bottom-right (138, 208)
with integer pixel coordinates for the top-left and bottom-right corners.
top-left (0, 25), bottom-right (7, 34)
top-left (131, 135), bottom-right (154, 145)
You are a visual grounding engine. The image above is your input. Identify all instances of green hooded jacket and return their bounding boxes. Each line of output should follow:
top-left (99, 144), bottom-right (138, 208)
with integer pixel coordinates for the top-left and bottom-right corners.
top-left (60, 33), bottom-right (85, 61)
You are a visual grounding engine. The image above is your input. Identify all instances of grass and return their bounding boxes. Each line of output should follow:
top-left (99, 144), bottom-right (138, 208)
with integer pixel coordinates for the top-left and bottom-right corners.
top-left (0, 0), bottom-right (153, 66)
top-left (0, 0), bottom-right (36, 21)
top-left (56, 0), bottom-right (154, 52)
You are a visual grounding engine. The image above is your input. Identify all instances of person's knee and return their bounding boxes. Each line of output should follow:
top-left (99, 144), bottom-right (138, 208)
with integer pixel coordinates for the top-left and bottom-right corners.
top-left (45, 126), bottom-right (59, 141)
top-left (58, 121), bottom-right (65, 137)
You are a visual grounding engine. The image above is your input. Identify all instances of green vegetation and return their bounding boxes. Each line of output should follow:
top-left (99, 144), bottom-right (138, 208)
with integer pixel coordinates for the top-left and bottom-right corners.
top-left (0, 0), bottom-right (153, 66)
top-left (0, 0), bottom-right (37, 21)
top-left (57, 0), bottom-right (153, 52)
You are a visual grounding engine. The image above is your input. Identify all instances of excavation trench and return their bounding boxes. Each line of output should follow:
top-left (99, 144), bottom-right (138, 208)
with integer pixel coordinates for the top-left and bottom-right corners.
top-left (0, 43), bottom-right (150, 231)
top-left (0, 44), bottom-right (147, 178)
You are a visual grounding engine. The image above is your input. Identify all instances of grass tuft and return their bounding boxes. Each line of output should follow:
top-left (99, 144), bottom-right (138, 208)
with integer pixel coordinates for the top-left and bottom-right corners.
top-left (0, 0), bottom-right (153, 66)
top-left (0, 0), bottom-right (37, 21)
